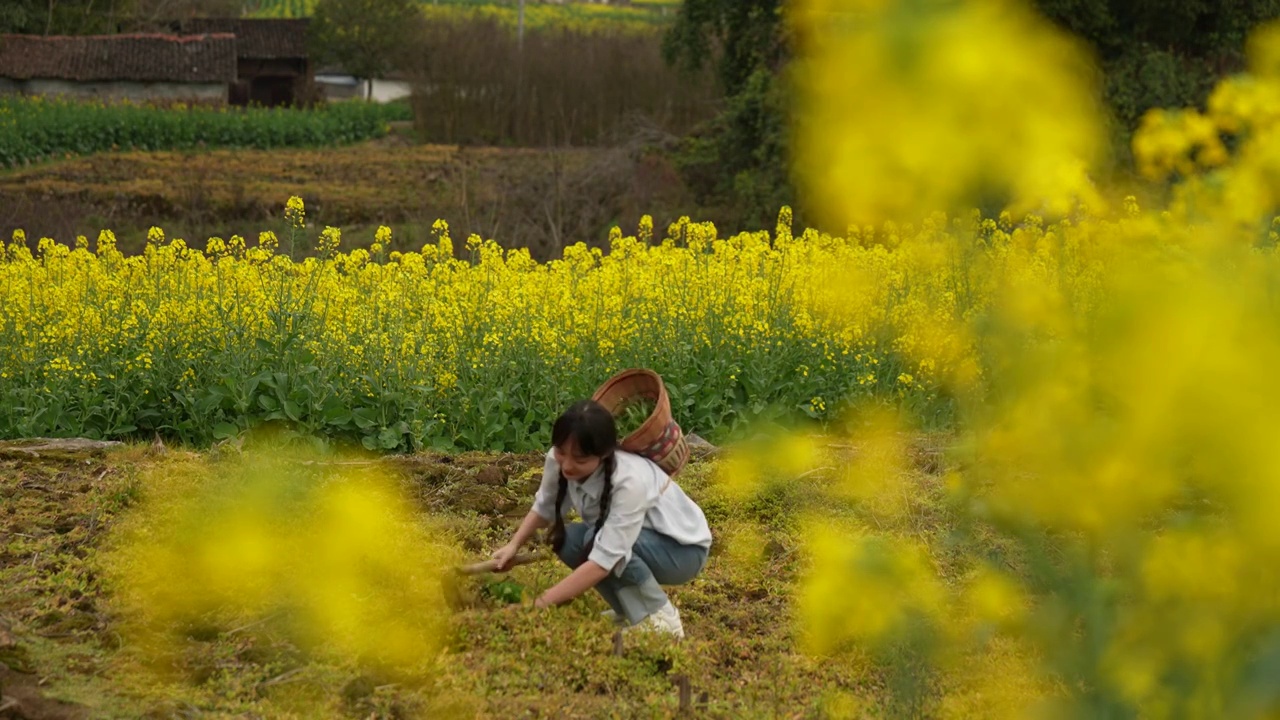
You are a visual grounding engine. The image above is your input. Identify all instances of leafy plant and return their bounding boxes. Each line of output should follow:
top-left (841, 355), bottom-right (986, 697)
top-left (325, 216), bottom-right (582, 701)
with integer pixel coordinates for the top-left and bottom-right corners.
top-left (0, 97), bottom-right (410, 170)
top-left (481, 578), bottom-right (524, 605)
top-left (1, 202), bottom-right (952, 452)
top-left (614, 397), bottom-right (657, 440)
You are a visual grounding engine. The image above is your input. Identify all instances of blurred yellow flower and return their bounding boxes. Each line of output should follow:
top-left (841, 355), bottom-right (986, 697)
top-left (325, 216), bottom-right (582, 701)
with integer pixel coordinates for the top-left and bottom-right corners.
top-left (792, 0), bottom-right (1105, 225)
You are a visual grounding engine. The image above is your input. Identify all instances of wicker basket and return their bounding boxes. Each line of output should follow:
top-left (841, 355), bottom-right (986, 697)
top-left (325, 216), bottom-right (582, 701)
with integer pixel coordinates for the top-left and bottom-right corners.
top-left (592, 368), bottom-right (690, 477)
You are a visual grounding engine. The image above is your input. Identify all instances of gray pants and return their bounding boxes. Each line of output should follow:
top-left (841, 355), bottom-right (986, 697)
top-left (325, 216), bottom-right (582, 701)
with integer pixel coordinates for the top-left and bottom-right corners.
top-left (557, 522), bottom-right (708, 625)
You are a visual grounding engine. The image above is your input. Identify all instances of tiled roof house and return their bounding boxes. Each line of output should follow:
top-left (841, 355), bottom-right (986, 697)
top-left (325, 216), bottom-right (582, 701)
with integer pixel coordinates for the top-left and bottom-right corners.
top-left (0, 19), bottom-right (313, 107)
top-left (182, 19), bottom-right (312, 106)
top-left (0, 33), bottom-right (237, 102)
top-left (182, 18), bottom-right (309, 60)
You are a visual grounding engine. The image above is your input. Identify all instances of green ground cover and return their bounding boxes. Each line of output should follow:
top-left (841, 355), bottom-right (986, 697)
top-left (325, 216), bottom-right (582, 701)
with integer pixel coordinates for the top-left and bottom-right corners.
top-left (0, 436), bottom-right (962, 718)
top-left (0, 98), bottom-right (410, 169)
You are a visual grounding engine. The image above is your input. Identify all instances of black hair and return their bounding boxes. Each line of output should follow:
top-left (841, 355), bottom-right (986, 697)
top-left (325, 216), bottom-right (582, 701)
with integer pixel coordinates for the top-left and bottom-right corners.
top-left (549, 399), bottom-right (618, 565)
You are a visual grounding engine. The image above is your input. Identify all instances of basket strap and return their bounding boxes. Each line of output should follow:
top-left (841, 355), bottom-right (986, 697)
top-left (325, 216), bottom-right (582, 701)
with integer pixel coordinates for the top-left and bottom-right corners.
top-left (651, 463), bottom-right (674, 496)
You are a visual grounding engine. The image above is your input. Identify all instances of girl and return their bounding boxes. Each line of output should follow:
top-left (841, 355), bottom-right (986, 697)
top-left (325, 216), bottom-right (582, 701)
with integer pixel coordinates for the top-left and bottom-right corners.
top-left (491, 399), bottom-right (713, 637)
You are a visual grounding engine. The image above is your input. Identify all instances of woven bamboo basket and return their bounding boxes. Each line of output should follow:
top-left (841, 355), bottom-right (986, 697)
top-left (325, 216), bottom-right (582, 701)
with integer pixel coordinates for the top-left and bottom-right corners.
top-left (591, 368), bottom-right (691, 477)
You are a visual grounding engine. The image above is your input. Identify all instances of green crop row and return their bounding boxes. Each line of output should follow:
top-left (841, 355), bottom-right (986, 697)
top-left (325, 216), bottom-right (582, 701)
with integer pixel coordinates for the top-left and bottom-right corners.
top-left (250, 0), bottom-right (675, 32)
top-left (0, 97), bottom-right (412, 169)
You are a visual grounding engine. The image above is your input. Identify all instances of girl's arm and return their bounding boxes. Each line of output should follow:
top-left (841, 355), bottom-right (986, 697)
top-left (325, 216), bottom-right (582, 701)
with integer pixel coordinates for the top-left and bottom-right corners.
top-left (536, 561), bottom-right (610, 608)
top-left (510, 510), bottom-right (551, 548)
top-left (500, 451), bottom-right (559, 560)
top-left (498, 511), bottom-right (609, 604)
top-left (492, 511), bottom-right (551, 570)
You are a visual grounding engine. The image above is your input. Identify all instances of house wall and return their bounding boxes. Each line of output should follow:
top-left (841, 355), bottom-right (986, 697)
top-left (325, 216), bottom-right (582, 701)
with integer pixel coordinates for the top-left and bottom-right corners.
top-left (370, 79), bottom-right (411, 104)
top-left (240, 58), bottom-right (308, 77)
top-left (6, 79), bottom-right (228, 103)
top-left (316, 76), bottom-right (410, 103)
top-left (315, 74), bottom-right (361, 101)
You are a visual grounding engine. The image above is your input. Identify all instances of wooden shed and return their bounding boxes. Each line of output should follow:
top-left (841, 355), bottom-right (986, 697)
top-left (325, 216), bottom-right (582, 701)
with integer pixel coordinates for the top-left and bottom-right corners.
top-left (182, 18), bottom-right (312, 107)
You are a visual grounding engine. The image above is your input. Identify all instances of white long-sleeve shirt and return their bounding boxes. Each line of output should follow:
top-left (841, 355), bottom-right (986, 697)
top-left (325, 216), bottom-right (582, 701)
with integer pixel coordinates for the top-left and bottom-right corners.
top-left (531, 449), bottom-right (713, 576)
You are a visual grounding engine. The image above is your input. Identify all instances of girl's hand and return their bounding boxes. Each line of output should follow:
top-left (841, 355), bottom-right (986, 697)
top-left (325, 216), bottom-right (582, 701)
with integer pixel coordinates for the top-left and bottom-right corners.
top-left (491, 542), bottom-right (519, 571)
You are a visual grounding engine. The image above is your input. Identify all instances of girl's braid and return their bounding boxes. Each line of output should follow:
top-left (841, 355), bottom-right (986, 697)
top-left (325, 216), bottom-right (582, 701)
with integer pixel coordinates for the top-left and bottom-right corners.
top-left (550, 472), bottom-right (569, 553)
top-left (581, 453), bottom-right (616, 564)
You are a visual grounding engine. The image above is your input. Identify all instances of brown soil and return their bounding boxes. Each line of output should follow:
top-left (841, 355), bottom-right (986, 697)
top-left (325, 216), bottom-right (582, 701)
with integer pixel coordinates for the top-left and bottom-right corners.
top-left (1, 664), bottom-right (88, 720)
top-left (0, 142), bottom-right (705, 261)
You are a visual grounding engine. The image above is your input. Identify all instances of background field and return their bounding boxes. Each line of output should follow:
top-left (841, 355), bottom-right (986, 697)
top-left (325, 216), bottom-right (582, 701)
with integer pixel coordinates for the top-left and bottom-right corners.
top-left (0, 97), bottom-right (411, 169)
top-left (249, 0), bottom-right (681, 31)
top-left (0, 140), bottom-right (697, 260)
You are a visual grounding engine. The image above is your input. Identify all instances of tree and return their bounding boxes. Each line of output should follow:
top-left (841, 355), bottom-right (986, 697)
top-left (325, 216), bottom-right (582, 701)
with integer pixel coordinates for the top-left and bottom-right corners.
top-left (661, 0), bottom-right (1280, 228)
top-left (0, 1), bottom-right (41, 34)
top-left (0, 0), bottom-right (238, 36)
top-left (309, 0), bottom-right (425, 90)
top-left (127, 0), bottom-right (243, 30)
top-left (1033, 0), bottom-right (1280, 160)
top-left (661, 0), bottom-right (792, 229)
top-left (1036, 0), bottom-right (1280, 61)
top-left (0, 0), bottom-right (136, 35)
top-left (662, 0), bottom-right (785, 98)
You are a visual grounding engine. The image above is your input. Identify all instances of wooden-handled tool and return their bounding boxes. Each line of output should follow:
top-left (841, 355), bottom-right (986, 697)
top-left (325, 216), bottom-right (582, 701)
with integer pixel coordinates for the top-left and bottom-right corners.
top-left (454, 551), bottom-right (547, 576)
top-left (443, 551), bottom-right (553, 610)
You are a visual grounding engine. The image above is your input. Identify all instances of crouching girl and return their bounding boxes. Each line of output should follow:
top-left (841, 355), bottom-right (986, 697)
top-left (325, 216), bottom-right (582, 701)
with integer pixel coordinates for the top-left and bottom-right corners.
top-left (490, 399), bottom-right (712, 637)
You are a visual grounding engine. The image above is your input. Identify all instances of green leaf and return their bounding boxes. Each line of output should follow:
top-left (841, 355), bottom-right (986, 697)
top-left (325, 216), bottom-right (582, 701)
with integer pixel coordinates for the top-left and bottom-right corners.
top-left (324, 403), bottom-right (353, 426)
top-left (352, 407), bottom-right (378, 430)
top-left (212, 422), bottom-right (239, 440)
top-left (197, 390), bottom-right (227, 414)
top-left (378, 427), bottom-right (401, 450)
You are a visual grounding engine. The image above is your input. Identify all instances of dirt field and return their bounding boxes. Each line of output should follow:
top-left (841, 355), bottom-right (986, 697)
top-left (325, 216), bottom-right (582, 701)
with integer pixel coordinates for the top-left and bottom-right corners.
top-left (0, 438), bottom-right (915, 719)
top-left (0, 139), bottom-right (700, 261)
